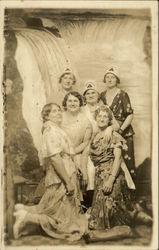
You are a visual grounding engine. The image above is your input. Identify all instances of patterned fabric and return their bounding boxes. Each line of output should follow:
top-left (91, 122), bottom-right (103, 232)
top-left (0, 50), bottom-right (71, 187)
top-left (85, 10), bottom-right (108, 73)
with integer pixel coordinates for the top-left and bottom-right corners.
top-left (100, 89), bottom-right (134, 138)
top-left (21, 122), bottom-right (87, 241)
top-left (100, 89), bottom-right (136, 176)
top-left (82, 104), bottom-right (120, 190)
top-left (42, 121), bottom-right (76, 187)
top-left (88, 132), bottom-right (134, 230)
top-left (25, 182), bottom-right (88, 241)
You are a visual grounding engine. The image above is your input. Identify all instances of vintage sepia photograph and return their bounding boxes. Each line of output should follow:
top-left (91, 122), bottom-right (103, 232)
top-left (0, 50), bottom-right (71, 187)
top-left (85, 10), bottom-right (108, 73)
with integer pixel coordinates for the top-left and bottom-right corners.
top-left (0, 1), bottom-right (158, 249)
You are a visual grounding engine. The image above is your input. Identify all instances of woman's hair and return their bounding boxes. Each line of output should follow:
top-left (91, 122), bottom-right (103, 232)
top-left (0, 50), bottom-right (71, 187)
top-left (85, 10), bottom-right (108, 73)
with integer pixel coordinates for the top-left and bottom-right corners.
top-left (103, 74), bottom-right (120, 84)
top-left (62, 91), bottom-right (83, 111)
top-left (94, 105), bottom-right (113, 125)
top-left (41, 103), bottom-right (61, 123)
top-left (59, 72), bottom-right (76, 85)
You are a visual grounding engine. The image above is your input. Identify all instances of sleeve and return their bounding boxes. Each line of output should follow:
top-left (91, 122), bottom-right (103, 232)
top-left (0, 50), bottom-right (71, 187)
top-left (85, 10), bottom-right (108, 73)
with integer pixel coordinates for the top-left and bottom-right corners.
top-left (43, 126), bottom-right (62, 157)
top-left (110, 132), bottom-right (128, 150)
top-left (122, 91), bottom-right (133, 116)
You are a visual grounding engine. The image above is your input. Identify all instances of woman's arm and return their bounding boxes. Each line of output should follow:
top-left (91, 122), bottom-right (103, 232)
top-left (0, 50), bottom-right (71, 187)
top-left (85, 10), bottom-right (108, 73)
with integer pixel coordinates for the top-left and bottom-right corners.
top-left (110, 147), bottom-right (122, 177)
top-left (50, 154), bottom-right (69, 184)
top-left (119, 92), bottom-right (134, 133)
top-left (50, 154), bottom-right (74, 194)
top-left (74, 125), bottom-right (92, 154)
top-left (111, 113), bottom-right (120, 131)
top-left (120, 113), bottom-right (133, 131)
top-left (104, 147), bottom-right (122, 194)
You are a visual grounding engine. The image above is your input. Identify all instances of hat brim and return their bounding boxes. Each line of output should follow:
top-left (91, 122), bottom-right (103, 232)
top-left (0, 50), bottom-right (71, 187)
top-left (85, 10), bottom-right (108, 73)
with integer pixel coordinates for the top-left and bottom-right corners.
top-left (104, 72), bottom-right (120, 83)
top-left (83, 88), bottom-right (99, 95)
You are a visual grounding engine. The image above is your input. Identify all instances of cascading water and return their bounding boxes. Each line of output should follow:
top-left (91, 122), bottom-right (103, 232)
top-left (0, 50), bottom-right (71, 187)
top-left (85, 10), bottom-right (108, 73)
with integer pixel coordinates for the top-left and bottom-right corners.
top-left (15, 16), bottom-right (151, 166)
top-left (15, 28), bottom-right (77, 163)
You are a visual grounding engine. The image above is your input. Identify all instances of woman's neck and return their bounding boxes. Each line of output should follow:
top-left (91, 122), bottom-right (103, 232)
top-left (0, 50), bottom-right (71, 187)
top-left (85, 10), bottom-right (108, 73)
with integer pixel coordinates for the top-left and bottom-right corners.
top-left (66, 110), bottom-right (79, 118)
top-left (45, 120), bottom-right (61, 127)
top-left (62, 87), bottom-right (72, 93)
top-left (87, 102), bottom-right (99, 111)
top-left (107, 86), bottom-right (118, 92)
top-left (99, 125), bottom-right (108, 131)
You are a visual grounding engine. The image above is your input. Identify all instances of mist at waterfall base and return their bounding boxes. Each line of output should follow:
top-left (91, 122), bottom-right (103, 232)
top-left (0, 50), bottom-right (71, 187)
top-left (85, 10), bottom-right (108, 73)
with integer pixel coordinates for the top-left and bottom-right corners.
top-left (15, 17), bottom-right (151, 168)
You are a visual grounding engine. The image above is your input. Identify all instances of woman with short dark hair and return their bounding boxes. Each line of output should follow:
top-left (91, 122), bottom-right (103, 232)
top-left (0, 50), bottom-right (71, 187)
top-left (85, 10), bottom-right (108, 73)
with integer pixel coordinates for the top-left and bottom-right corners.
top-left (62, 91), bottom-right (93, 197)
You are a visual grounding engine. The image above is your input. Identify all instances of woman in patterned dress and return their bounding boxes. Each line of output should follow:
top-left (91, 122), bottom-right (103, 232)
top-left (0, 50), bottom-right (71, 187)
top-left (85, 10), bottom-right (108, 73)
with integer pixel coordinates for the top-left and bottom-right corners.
top-left (13, 103), bottom-right (88, 241)
top-left (88, 105), bottom-right (152, 230)
top-left (100, 67), bottom-right (136, 180)
top-left (82, 80), bottom-right (120, 210)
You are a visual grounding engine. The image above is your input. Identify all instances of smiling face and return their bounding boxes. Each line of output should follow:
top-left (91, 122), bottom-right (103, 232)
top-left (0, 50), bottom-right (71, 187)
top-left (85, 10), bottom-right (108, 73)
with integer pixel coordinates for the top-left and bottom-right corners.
top-left (66, 94), bottom-right (80, 114)
top-left (105, 73), bottom-right (118, 89)
top-left (96, 110), bottom-right (110, 129)
top-left (48, 104), bottom-right (62, 125)
top-left (61, 73), bottom-right (74, 91)
top-left (84, 89), bottom-right (99, 104)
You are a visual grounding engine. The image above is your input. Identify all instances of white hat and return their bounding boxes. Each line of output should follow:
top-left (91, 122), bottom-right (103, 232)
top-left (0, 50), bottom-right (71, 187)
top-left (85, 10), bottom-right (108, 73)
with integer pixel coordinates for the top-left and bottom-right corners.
top-left (83, 80), bottom-right (98, 95)
top-left (104, 66), bottom-right (120, 83)
top-left (63, 68), bottom-right (73, 74)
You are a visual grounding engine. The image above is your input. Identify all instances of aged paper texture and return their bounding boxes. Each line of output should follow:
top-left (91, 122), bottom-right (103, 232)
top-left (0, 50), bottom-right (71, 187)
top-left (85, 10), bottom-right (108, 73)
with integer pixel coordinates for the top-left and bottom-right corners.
top-left (0, 1), bottom-right (158, 250)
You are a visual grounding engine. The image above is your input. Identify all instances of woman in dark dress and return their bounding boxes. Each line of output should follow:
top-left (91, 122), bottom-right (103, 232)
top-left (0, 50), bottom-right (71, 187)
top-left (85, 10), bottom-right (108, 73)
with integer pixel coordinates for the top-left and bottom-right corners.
top-left (100, 67), bottom-right (136, 180)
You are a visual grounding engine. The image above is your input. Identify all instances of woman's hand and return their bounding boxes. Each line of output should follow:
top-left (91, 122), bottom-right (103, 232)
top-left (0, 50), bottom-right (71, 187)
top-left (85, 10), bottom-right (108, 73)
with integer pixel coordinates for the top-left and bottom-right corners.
top-left (66, 182), bottom-right (74, 196)
top-left (104, 126), bottom-right (113, 143)
top-left (103, 176), bottom-right (115, 194)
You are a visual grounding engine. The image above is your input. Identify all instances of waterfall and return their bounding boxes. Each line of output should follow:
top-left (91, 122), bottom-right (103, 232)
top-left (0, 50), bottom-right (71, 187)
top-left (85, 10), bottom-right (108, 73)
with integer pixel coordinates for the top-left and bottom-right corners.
top-left (15, 28), bottom-right (76, 163)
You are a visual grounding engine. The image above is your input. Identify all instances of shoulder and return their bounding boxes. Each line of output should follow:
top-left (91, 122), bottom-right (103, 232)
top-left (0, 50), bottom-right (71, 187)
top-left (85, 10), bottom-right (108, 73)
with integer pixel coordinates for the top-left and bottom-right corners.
top-left (43, 122), bottom-right (58, 136)
top-left (79, 111), bottom-right (92, 128)
top-left (79, 110), bottom-right (89, 122)
top-left (120, 89), bottom-right (129, 97)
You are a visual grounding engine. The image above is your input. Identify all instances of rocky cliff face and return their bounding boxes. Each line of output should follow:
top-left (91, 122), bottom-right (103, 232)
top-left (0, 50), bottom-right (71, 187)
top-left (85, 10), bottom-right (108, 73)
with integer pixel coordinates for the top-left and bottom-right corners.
top-left (4, 29), bottom-right (43, 181)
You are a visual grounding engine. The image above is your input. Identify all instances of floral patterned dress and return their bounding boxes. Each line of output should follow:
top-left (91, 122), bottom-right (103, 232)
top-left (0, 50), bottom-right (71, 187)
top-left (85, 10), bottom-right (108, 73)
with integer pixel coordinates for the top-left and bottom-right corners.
top-left (88, 131), bottom-right (134, 230)
top-left (100, 89), bottom-right (136, 178)
top-left (21, 121), bottom-right (88, 241)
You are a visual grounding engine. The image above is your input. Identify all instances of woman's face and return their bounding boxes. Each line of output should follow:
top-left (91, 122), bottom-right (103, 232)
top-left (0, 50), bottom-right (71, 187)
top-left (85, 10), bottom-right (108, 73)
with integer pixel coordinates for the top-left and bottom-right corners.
top-left (96, 111), bottom-right (109, 129)
top-left (66, 94), bottom-right (80, 114)
top-left (48, 105), bottom-right (62, 124)
top-left (61, 73), bottom-right (74, 91)
top-left (85, 89), bottom-right (99, 104)
top-left (105, 73), bottom-right (118, 89)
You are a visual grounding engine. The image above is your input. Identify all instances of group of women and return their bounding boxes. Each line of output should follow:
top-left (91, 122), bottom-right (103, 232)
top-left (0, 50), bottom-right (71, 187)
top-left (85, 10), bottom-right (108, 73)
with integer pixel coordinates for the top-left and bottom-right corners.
top-left (13, 67), bottom-right (152, 242)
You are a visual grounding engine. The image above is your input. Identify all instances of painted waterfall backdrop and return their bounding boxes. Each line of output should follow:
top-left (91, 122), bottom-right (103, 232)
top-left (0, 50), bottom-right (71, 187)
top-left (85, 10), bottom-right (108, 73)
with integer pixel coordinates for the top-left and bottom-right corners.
top-left (4, 10), bottom-right (151, 180)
